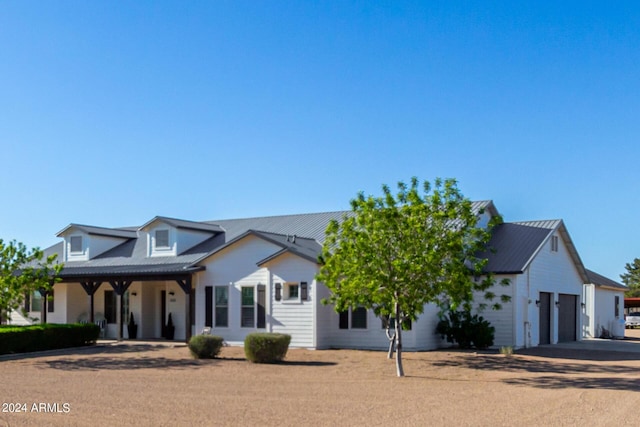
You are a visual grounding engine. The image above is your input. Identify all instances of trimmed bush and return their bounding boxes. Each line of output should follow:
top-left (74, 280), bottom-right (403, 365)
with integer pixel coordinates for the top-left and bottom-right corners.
top-left (188, 335), bottom-right (224, 359)
top-left (436, 309), bottom-right (495, 350)
top-left (244, 333), bottom-right (291, 363)
top-left (0, 323), bottom-right (100, 355)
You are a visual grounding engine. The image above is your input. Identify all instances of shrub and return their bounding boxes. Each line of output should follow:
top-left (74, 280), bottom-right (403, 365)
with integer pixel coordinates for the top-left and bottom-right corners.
top-left (244, 333), bottom-right (291, 363)
top-left (188, 335), bottom-right (224, 359)
top-left (436, 309), bottom-right (495, 350)
top-left (0, 323), bottom-right (99, 355)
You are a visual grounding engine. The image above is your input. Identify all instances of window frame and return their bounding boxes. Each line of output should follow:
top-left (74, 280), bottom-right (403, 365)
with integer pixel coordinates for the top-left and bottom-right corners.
top-left (154, 229), bottom-right (170, 249)
top-left (215, 286), bottom-right (229, 328)
top-left (69, 236), bottom-right (83, 254)
top-left (240, 286), bottom-right (255, 328)
top-left (338, 307), bottom-right (368, 330)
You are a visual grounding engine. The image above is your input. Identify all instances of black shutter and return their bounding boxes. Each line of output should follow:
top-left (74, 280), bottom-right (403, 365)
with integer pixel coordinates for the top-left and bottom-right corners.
top-left (257, 284), bottom-right (266, 329)
top-left (275, 283), bottom-right (282, 301)
top-left (300, 282), bottom-right (308, 301)
top-left (24, 292), bottom-right (30, 312)
top-left (47, 289), bottom-right (54, 313)
top-left (205, 286), bottom-right (213, 327)
top-left (339, 310), bottom-right (349, 329)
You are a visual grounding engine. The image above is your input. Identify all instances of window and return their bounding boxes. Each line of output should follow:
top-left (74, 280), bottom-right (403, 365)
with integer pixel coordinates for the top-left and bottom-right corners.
top-left (615, 296), bottom-right (620, 318)
top-left (338, 307), bottom-right (368, 329)
top-left (215, 286), bottom-right (229, 327)
top-left (276, 282), bottom-right (308, 302)
top-left (25, 291), bottom-right (43, 312)
top-left (287, 283), bottom-right (299, 300)
top-left (381, 315), bottom-right (411, 331)
top-left (351, 307), bottom-right (367, 329)
top-left (155, 229), bottom-right (170, 249)
top-left (70, 236), bottom-right (82, 253)
top-left (241, 287), bottom-right (254, 328)
top-left (551, 235), bottom-right (559, 252)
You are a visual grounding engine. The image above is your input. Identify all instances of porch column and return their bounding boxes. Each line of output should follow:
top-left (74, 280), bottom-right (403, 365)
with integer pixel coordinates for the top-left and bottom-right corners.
top-left (39, 288), bottom-right (48, 324)
top-left (176, 277), bottom-right (192, 343)
top-left (79, 281), bottom-right (103, 323)
top-left (109, 280), bottom-right (132, 341)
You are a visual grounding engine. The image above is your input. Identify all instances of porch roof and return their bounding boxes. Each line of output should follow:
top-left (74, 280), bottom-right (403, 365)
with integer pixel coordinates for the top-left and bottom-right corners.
top-left (58, 263), bottom-right (204, 282)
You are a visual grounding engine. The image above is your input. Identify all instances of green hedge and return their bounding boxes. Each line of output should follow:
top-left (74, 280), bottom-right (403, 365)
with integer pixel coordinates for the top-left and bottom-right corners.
top-left (244, 333), bottom-right (291, 363)
top-left (188, 335), bottom-right (224, 359)
top-left (0, 323), bottom-right (100, 355)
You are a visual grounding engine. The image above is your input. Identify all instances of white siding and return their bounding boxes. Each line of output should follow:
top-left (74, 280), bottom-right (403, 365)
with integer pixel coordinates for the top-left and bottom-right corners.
top-left (589, 286), bottom-right (625, 338)
top-left (524, 232), bottom-right (584, 346)
top-left (268, 253), bottom-right (318, 348)
top-left (472, 274), bottom-right (517, 348)
top-left (196, 235), bottom-right (279, 344)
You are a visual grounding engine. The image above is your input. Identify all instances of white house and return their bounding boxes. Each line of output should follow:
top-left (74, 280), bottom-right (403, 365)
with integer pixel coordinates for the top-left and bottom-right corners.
top-left (16, 201), bottom-right (623, 350)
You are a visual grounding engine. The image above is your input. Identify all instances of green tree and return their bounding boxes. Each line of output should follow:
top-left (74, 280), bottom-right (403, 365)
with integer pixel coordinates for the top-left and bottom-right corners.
top-left (317, 177), bottom-right (508, 377)
top-left (621, 258), bottom-right (640, 297)
top-left (0, 239), bottom-right (62, 323)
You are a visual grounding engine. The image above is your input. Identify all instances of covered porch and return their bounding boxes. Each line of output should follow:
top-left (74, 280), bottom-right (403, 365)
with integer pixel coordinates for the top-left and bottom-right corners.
top-left (53, 265), bottom-right (204, 343)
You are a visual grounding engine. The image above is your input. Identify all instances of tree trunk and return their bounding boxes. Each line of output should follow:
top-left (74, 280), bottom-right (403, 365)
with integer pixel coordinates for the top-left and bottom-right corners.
top-left (394, 302), bottom-right (404, 377)
top-left (385, 323), bottom-right (396, 359)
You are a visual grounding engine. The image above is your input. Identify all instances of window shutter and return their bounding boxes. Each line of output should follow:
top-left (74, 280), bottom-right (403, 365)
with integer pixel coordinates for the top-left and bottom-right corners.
top-left (300, 282), bottom-right (308, 301)
top-left (47, 289), bottom-right (54, 313)
top-left (24, 292), bottom-right (30, 312)
top-left (257, 284), bottom-right (266, 329)
top-left (205, 286), bottom-right (213, 327)
top-left (275, 283), bottom-right (282, 301)
top-left (339, 311), bottom-right (349, 329)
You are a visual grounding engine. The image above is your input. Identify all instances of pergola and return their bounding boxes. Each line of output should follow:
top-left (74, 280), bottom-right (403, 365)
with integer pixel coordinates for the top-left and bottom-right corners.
top-left (42, 264), bottom-right (204, 343)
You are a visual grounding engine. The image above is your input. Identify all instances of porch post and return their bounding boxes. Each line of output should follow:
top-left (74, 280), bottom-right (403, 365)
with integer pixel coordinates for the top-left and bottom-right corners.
top-left (40, 289), bottom-right (47, 324)
top-left (109, 280), bottom-right (132, 341)
top-left (79, 281), bottom-right (103, 323)
top-left (176, 277), bottom-right (192, 343)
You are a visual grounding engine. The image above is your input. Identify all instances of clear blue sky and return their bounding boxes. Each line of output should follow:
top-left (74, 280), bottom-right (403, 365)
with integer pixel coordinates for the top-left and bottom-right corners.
top-left (1, 1), bottom-right (638, 282)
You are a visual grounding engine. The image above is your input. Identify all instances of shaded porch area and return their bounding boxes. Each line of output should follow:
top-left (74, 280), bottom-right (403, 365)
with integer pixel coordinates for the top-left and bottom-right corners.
top-left (55, 265), bottom-right (203, 343)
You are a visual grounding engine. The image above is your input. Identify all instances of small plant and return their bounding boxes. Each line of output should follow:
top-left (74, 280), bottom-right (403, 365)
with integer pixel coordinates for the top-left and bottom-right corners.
top-left (436, 308), bottom-right (495, 349)
top-left (244, 333), bottom-right (291, 363)
top-left (188, 335), bottom-right (224, 359)
top-left (127, 312), bottom-right (138, 339)
top-left (499, 346), bottom-right (513, 357)
top-left (165, 312), bottom-right (175, 340)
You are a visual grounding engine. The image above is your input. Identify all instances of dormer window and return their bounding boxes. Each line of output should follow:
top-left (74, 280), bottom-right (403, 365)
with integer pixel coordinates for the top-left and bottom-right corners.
top-left (70, 236), bottom-right (83, 253)
top-left (155, 230), bottom-right (170, 249)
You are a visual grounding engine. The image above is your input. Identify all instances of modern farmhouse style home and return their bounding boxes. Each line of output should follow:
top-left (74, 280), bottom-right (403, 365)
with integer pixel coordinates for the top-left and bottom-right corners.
top-left (14, 201), bottom-right (625, 349)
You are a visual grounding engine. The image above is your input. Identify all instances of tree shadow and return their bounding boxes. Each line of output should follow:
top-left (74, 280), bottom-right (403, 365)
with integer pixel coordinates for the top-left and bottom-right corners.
top-left (429, 350), bottom-right (640, 392)
top-left (431, 353), bottom-right (637, 375)
top-left (503, 375), bottom-right (640, 392)
top-left (42, 355), bottom-right (206, 371)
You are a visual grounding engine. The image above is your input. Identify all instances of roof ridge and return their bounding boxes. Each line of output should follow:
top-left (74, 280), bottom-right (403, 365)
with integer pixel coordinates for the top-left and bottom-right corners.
top-left (205, 210), bottom-right (350, 223)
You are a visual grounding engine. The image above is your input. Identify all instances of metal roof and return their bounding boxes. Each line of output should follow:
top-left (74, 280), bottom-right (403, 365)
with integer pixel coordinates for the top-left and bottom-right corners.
top-left (586, 269), bottom-right (627, 290)
top-left (139, 216), bottom-right (224, 233)
top-left (56, 224), bottom-right (138, 239)
top-left (480, 223), bottom-right (553, 273)
top-left (44, 203), bottom-right (590, 284)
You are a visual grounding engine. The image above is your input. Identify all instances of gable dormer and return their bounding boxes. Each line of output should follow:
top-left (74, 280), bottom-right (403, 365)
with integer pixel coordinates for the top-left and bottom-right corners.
top-left (56, 224), bottom-right (137, 262)
top-left (474, 200), bottom-right (500, 229)
top-left (139, 216), bottom-right (224, 257)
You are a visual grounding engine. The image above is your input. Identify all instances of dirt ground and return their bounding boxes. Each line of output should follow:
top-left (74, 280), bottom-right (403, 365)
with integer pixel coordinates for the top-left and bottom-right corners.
top-left (1, 331), bottom-right (640, 427)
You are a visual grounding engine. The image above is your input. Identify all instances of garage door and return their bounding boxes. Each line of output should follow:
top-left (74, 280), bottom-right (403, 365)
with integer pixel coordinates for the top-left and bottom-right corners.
top-left (558, 294), bottom-right (577, 342)
top-left (539, 292), bottom-right (552, 345)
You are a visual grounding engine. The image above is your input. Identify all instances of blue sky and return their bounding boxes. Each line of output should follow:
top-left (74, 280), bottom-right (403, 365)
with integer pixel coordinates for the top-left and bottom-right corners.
top-left (1, 1), bottom-right (638, 281)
